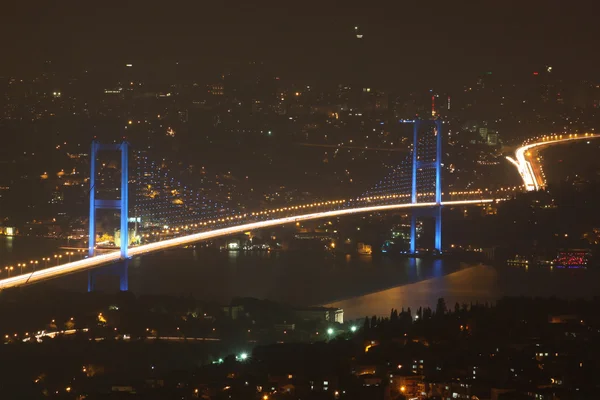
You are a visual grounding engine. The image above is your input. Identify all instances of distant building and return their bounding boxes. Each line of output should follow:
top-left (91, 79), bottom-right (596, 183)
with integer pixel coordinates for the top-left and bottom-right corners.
top-left (548, 314), bottom-right (580, 324)
top-left (487, 132), bottom-right (499, 146)
top-left (104, 88), bottom-right (123, 95)
top-left (112, 386), bottom-right (135, 393)
top-left (390, 374), bottom-right (424, 398)
top-left (426, 381), bottom-right (476, 399)
top-left (273, 323), bottom-right (295, 332)
top-left (295, 307), bottom-right (343, 324)
top-left (479, 127), bottom-right (488, 140)
top-left (208, 83), bottom-right (224, 96)
top-left (1, 227), bottom-right (16, 236)
top-left (222, 304), bottom-right (245, 320)
top-left (357, 243), bottom-right (372, 255)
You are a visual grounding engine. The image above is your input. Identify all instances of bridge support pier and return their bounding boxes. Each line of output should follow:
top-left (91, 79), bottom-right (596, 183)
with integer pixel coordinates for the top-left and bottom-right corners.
top-left (88, 140), bottom-right (130, 292)
top-left (434, 205), bottom-right (442, 252)
top-left (410, 213), bottom-right (417, 253)
top-left (88, 260), bottom-right (129, 292)
top-left (409, 206), bottom-right (442, 254)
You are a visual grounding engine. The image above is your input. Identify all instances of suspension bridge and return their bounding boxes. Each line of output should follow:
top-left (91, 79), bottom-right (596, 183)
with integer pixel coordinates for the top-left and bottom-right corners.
top-left (0, 119), bottom-right (530, 291)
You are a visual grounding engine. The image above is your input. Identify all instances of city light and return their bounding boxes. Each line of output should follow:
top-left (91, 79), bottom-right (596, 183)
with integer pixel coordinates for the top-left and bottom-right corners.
top-left (350, 326), bottom-right (357, 332)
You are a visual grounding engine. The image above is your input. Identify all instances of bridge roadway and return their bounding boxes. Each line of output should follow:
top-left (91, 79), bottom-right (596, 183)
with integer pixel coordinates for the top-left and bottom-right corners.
top-left (506, 133), bottom-right (600, 191)
top-left (0, 199), bottom-right (492, 290)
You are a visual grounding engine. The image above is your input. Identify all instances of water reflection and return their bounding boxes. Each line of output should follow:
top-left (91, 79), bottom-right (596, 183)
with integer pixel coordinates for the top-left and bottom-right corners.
top-left (4, 236), bottom-right (13, 252)
top-left (432, 258), bottom-right (443, 277)
top-left (44, 247), bottom-right (468, 308)
top-left (5, 237), bottom-right (600, 321)
top-left (325, 265), bottom-right (499, 320)
top-left (326, 264), bottom-right (600, 320)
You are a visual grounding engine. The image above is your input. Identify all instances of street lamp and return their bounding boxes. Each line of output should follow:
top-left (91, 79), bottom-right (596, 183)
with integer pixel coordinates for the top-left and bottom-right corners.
top-left (5, 266), bottom-right (13, 277)
top-left (327, 328), bottom-right (334, 336)
top-left (350, 326), bottom-right (357, 333)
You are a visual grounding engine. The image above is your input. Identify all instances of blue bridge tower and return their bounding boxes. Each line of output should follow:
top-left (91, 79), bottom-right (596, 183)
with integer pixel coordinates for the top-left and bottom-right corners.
top-left (410, 119), bottom-right (442, 254)
top-left (88, 140), bottom-right (130, 291)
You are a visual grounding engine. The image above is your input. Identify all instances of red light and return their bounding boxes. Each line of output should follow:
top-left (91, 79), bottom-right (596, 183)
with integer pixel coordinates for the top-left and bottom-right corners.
top-left (533, 72), bottom-right (539, 76)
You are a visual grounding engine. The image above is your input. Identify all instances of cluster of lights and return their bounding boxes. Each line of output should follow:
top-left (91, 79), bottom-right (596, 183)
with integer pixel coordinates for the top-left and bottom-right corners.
top-left (250, 200), bottom-right (346, 216)
top-left (553, 251), bottom-right (589, 268)
top-left (134, 151), bottom-right (234, 229)
top-left (447, 187), bottom-right (521, 196)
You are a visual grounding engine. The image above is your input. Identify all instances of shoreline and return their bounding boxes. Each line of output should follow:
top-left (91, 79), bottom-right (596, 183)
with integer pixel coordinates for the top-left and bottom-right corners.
top-left (323, 263), bottom-right (500, 320)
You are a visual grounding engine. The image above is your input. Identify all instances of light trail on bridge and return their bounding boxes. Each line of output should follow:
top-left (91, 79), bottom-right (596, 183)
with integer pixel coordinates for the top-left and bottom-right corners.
top-left (0, 199), bottom-right (493, 290)
top-left (506, 133), bottom-right (599, 191)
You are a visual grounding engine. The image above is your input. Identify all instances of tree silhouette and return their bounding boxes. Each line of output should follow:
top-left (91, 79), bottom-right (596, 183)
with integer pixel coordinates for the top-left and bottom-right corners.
top-left (363, 316), bottom-right (370, 331)
top-left (436, 298), bottom-right (447, 316)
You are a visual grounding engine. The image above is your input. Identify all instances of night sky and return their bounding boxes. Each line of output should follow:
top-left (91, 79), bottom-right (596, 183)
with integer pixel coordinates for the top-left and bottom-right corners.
top-left (2, 1), bottom-right (599, 86)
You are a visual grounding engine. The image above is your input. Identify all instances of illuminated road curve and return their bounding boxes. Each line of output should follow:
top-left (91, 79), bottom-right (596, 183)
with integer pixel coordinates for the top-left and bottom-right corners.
top-left (506, 133), bottom-right (600, 191)
top-left (0, 200), bottom-right (492, 290)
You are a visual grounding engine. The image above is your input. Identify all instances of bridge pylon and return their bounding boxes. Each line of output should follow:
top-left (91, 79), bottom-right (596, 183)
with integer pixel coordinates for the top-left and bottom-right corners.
top-left (409, 119), bottom-right (442, 254)
top-left (88, 140), bottom-right (130, 291)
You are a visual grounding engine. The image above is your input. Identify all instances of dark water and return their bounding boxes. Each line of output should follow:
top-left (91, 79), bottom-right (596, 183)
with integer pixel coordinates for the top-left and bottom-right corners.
top-left (0, 236), bottom-right (69, 264)
top-left (2, 237), bottom-right (600, 319)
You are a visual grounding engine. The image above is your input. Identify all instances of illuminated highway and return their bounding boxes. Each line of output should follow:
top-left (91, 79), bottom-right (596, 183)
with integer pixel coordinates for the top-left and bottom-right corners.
top-left (0, 199), bottom-right (492, 290)
top-left (506, 133), bottom-right (600, 191)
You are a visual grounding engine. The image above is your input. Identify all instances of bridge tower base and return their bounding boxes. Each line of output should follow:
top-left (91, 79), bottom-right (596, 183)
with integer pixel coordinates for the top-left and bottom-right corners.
top-left (88, 260), bottom-right (129, 292)
top-left (88, 140), bottom-right (130, 292)
top-left (409, 206), bottom-right (442, 254)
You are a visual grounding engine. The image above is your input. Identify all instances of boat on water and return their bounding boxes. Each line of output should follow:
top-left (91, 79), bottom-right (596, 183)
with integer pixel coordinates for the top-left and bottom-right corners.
top-left (553, 249), bottom-right (591, 269)
top-left (507, 255), bottom-right (530, 267)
